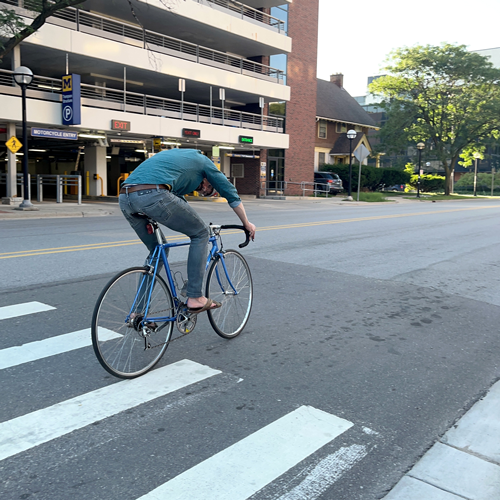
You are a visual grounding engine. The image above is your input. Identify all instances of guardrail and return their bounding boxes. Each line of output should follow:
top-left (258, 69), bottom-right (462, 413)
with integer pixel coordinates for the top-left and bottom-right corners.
top-left (192, 0), bottom-right (285, 33)
top-left (260, 181), bottom-right (341, 198)
top-left (36, 175), bottom-right (82, 204)
top-left (3, 0), bottom-right (285, 83)
top-left (0, 173), bottom-right (30, 200)
top-left (0, 69), bottom-right (284, 133)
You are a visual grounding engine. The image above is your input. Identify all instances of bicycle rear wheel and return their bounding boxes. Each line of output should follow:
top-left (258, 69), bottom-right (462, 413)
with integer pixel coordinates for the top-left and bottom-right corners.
top-left (92, 267), bottom-right (174, 379)
top-left (205, 250), bottom-right (253, 339)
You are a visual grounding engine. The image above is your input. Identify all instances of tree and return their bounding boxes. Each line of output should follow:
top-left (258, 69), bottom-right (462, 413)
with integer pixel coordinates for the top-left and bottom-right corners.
top-left (369, 44), bottom-right (500, 195)
top-left (0, 1), bottom-right (85, 62)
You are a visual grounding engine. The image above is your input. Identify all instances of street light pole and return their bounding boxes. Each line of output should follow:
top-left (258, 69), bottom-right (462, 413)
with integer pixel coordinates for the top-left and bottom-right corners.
top-left (13, 66), bottom-right (37, 211)
top-left (347, 129), bottom-right (357, 200)
top-left (416, 142), bottom-right (425, 198)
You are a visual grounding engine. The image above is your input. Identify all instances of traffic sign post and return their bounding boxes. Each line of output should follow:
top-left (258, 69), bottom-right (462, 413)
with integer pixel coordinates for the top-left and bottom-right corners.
top-left (354, 144), bottom-right (370, 201)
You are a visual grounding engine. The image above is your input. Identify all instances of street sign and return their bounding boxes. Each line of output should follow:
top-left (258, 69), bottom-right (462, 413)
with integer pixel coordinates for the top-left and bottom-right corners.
top-left (6, 136), bottom-right (22, 154)
top-left (62, 74), bottom-right (81, 125)
top-left (354, 144), bottom-right (370, 163)
top-left (354, 144), bottom-right (370, 202)
top-left (239, 136), bottom-right (254, 144)
top-left (31, 128), bottom-right (78, 140)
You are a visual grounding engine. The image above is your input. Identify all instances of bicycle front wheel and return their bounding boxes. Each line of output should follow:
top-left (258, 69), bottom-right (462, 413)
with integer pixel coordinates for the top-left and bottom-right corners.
top-left (92, 267), bottom-right (174, 379)
top-left (205, 250), bottom-right (253, 339)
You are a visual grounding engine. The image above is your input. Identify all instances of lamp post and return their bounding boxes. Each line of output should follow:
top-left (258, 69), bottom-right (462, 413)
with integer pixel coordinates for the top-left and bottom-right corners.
top-left (13, 66), bottom-right (36, 210)
top-left (416, 142), bottom-right (425, 198)
top-left (347, 129), bottom-right (357, 200)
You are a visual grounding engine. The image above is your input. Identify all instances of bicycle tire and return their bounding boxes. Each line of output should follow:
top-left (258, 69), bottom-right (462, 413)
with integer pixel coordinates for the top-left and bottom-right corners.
top-left (205, 250), bottom-right (253, 339)
top-left (92, 267), bottom-right (174, 379)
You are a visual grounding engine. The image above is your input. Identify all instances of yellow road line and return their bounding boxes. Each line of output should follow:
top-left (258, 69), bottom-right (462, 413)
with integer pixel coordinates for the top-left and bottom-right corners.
top-left (1, 205), bottom-right (498, 260)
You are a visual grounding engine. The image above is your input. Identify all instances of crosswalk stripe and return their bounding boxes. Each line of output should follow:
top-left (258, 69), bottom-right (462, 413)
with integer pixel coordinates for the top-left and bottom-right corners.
top-left (0, 302), bottom-right (55, 321)
top-left (0, 328), bottom-right (119, 370)
top-left (137, 405), bottom-right (353, 500)
top-left (0, 359), bottom-right (221, 462)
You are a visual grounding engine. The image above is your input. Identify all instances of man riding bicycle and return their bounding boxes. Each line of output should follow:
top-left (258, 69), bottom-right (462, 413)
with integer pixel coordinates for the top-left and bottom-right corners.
top-left (119, 148), bottom-right (256, 313)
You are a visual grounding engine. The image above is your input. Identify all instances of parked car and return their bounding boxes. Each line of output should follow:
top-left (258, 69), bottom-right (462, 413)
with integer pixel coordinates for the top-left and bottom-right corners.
top-left (385, 184), bottom-right (406, 192)
top-left (314, 172), bottom-right (343, 195)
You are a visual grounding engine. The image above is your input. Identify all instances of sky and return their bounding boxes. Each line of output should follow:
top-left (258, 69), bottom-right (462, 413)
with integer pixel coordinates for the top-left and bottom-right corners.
top-left (316, 0), bottom-right (500, 97)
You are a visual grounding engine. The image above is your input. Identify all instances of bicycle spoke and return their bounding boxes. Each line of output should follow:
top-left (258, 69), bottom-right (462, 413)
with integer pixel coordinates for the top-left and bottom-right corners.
top-left (92, 268), bottom-right (174, 379)
top-left (206, 251), bottom-right (253, 339)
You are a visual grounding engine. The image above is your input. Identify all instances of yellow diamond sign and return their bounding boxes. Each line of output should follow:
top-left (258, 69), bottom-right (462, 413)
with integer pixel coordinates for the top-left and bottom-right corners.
top-left (6, 136), bottom-right (22, 154)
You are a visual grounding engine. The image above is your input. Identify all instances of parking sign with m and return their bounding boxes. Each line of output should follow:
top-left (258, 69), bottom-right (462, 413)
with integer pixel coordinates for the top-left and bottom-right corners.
top-left (62, 74), bottom-right (81, 125)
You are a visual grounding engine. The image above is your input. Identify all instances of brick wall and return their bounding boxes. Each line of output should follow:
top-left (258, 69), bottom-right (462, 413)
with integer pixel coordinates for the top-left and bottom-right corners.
top-left (230, 155), bottom-right (262, 195)
top-left (285, 0), bottom-right (319, 195)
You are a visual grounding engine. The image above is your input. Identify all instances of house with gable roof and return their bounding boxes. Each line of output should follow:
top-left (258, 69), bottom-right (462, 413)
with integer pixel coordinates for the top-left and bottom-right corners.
top-left (315, 74), bottom-right (378, 171)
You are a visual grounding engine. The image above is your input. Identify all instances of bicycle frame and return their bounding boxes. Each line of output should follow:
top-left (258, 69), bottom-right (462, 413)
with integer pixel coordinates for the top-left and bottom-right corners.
top-left (126, 228), bottom-right (236, 326)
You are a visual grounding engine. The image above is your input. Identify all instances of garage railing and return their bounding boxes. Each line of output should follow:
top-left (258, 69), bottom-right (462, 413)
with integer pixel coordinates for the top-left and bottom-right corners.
top-left (0, 69), bottom-right (284, 133)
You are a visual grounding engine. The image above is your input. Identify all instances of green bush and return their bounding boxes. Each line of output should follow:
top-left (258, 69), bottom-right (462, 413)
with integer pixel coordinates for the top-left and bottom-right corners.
top-left (404, 163), bottom-right (445, 192)
top-left (455, 172), bottom-right (500, 193)
top-left (319, 164), bottom-right (410, 191)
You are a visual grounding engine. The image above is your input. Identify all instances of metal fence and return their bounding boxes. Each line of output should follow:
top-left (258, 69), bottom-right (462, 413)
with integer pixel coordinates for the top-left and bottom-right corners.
top-left (260, 181), bottom-right (341, 198)
top-left (0, 173), bottom-right (82, 204)
top-left (0, 173), bottom-right (30, 200)
top-left (3, 0), bottom-right (285, 83)
top-left (193, 0), bottom-right (285, 32)
top-left (0, 69), bottom-right (284, 133)
top-left (36, 175), bottom-right (82, 204)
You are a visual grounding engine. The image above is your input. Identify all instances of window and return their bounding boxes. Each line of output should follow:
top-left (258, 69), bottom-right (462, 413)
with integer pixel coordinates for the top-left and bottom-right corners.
top-left (231, 164), bottom-right (244, 178)
top-left (319, 152), bottom-right (326, 165)
top-left (336, 122), bottom-right (347, 133)
top-left (318, 120), bottom-right (327, 139)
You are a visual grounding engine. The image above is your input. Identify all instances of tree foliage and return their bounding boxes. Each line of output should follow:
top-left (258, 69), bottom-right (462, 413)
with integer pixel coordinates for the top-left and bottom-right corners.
top-left (403, 163), bottom-right (445, 192)
top-left (369, 44), bottom-right (500, 194)
top-left (0, 1), bottom-right (85, 62)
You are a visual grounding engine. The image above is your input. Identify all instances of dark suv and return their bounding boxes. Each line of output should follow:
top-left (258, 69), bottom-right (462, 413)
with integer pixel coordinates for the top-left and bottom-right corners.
top-left (314, 172), bottom-right (343, 195)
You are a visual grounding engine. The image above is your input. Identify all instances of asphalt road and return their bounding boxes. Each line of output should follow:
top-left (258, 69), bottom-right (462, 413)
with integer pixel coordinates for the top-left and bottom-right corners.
top-left (1, 197), bottom-right (499, 500)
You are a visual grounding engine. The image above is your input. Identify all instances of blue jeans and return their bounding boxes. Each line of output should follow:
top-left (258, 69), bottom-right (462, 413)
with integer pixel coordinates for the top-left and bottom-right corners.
top-left (119, 187), bottom-right (210, 298)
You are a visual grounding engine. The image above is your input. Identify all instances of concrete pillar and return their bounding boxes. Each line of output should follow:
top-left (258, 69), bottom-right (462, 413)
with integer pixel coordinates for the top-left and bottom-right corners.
top-left (6, 122), bottom-right (18, 198)
top-left (86, 146), bottom-right (107, 196)
top-left (11, 45), bottom-right (21, 70)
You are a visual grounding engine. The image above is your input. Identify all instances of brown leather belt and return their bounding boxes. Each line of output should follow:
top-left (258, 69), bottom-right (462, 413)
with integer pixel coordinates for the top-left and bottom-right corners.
top-left (120, 184), bottom-right (171, 194)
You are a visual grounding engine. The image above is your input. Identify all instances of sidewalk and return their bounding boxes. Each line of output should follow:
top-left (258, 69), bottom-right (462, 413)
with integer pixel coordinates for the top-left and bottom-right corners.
top-left (0, 195), bottom-right (417, 220)
top-left (0, 200), bottom-right (122, 220)
top-left (384, 379), bottom-right (500, 499)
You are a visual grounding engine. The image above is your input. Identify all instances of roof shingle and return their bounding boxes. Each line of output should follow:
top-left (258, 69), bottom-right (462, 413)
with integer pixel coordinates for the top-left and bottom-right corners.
top-left (316, 79), bottom-right (377, 128)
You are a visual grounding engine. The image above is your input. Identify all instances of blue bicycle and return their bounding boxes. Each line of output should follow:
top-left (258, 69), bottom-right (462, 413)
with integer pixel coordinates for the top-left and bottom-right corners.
top-left (91, 214), bottom-right (253, 379)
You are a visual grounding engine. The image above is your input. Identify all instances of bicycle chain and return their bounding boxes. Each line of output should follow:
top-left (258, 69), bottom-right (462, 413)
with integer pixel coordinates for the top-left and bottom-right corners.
top-left (143, 304), bottom-right (194, 348)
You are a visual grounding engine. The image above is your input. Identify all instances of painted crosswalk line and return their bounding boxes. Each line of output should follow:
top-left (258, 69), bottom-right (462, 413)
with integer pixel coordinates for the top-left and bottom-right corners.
top-left (275, 444), bottom-right (368, 500)
top-left (0, 327), bottom-right (119, 370)
top-left (0, 301), bottom-right (55, 321)
top-left (137, 405), bottom-right (353, 500)
top-left (0, 359), bottom-right (221, 462)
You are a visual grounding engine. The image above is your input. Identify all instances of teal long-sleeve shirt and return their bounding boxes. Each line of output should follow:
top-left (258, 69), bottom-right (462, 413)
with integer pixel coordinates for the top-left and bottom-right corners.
top-left (123, 149), bottom-right (241, 208)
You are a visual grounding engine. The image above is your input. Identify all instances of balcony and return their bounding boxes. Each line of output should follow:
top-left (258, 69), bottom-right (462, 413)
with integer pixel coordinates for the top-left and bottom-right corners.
top-left (3, 2), bottom-right (286, 84)
top-left (194, 0), bottom-right (286, 33)
top-left (0, 69), bottom-right (284, 133)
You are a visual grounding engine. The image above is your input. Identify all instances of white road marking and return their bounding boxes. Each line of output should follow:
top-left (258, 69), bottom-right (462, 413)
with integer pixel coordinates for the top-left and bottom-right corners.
top-left (0, 359), bottom-right (221, 462)
top-left (276, 444), bottom-right (368, 500)
top-left (0, 328), bottom-right (119, 370)
top-left (138, 405), bottom-right (353, 500)
top-left (0, 302), bottom-right (55, 321)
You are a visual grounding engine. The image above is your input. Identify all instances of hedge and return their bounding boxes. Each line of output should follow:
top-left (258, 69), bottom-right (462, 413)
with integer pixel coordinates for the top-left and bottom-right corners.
top-left (319, 164), bottom-right (410, 191)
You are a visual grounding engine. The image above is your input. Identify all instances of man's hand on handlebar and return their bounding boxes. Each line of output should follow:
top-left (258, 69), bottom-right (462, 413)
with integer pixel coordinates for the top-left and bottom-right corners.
top-left (245, 222), bottom-right (256, 241)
